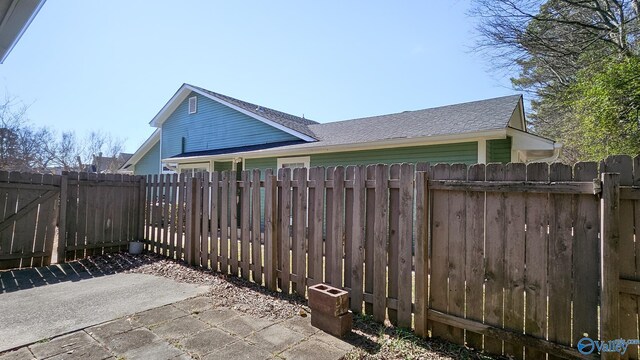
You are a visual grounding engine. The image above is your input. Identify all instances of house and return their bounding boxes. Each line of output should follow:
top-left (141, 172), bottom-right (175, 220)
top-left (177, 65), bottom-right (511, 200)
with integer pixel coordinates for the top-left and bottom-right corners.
top-left (90, 153), bottom-right (133, 173)
top-left (121, 84), bottom-right (560, 176)
top-left (0, 0), bottom-right (46, 63)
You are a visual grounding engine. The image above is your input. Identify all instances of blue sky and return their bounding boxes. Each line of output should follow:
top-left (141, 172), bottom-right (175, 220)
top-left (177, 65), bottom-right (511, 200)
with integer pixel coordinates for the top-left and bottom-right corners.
top-left (1, 1), bottom-right (514, 153)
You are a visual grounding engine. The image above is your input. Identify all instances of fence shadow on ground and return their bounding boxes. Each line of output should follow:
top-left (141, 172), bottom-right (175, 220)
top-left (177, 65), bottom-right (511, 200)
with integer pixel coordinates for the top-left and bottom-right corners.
top-left (0, 252), bottom-right (148, 293)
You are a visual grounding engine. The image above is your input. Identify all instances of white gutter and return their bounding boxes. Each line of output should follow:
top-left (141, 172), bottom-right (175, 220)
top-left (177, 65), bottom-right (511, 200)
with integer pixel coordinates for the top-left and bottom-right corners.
top-left (526, 143), bottom-right (563, 164)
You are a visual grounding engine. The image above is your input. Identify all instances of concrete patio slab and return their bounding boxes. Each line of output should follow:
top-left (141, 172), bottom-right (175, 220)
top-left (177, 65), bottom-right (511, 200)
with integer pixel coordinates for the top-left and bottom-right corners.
top-left (178, 327), bottom-right (238, 357)
top-left (0, 272), bottom-right (208, 352)
top-left (247, 323), bottom-right (306, 354)
top-left (1, 288), bottom-right (353, 360)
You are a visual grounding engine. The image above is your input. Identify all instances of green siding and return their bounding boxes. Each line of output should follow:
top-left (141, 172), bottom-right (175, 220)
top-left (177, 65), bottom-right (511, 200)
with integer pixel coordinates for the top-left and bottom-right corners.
top-left (310, 142), bottom-right (477, 167)
top-left (245, 158), bottom-right (277, 174)
top-left (214, 161), bottom-right (233, 172)
top-left (134, 142), bottom-right (160, 175)
top-left (487, 137), bottom-right (512, 163)
top-left (244, 142), bottom-right (477, 173)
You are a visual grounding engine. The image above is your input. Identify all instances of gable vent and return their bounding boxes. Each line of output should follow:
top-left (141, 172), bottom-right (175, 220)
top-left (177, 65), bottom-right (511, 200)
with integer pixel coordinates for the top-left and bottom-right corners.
top-left (188, 96), bottom-right (197, 114)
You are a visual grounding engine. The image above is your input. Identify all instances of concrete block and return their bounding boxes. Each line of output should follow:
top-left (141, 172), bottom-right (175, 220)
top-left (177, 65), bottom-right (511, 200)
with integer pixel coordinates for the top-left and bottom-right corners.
top-left (308, 284), bottom-right (349, 317)
top-left (310, 310), bottom-right (352, 338)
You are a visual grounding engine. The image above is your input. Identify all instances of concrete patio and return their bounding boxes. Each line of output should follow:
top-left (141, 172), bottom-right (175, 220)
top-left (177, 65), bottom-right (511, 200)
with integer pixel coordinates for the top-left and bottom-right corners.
top-left (0, 294), bottom-right (353, 360)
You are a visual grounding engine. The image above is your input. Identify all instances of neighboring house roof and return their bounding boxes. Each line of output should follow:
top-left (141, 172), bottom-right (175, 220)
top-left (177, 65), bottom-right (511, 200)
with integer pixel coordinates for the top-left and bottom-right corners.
top-left (306, 94), bottom-right (522, 147)
top-left (0, 0), bottom-right (46, 63)
top-left (91, 153), bottom-right (133, 173)
top-left (120, 129), bottom-right (160, 171)
top-left (188, 84), bottom-right (319, 139)
top-left (149, 84), bottom-right (317, 142)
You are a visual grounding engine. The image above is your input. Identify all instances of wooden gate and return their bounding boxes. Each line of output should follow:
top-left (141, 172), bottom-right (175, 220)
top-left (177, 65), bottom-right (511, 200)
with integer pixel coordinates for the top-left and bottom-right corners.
top-left (0, 172), bottom-right (61, 270)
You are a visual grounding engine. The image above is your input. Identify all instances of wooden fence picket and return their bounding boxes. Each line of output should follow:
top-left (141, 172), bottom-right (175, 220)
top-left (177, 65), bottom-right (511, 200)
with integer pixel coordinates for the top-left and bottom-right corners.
top-left (251, 169), bottom-right (261, 284)
top-left (229, 171), bottom-right (239, 276)
top-left (330, 166), bottom-right (345, 288)
top-left (373, 164), bottom-right (388, 322)
top-left (220, 171), bottom-right (229, 274)
top-left (464, 163), bottom-right (485, 350)
top-left (484, 163), bottom-right (505, 353)
top-left (524, 163), bottom-right (549, 360)
top-left (364, 165), bottom-right (375, 315)
top-left (547, 163), bottom-right (573, 360)
top-left (430, 163), bottom-right (450, 338)
top-left (502, 163), bottom-right (526, 359)
top-left (349, 165), bottom-right (366, 314)
top-left (387, 164), bottom-right (400, 325)
top-left (201, 173), bottom-right (211, 268)
top-left (241, 171), bottom-right (251, 279)
top-left (279, 167), bottom-right (292, 293)
top-left (209, 171), bottom-right (219, 271)
top-left (397, 163), bottom-right (414, 329)
top-left (293, 167), bottom-right (307, 295)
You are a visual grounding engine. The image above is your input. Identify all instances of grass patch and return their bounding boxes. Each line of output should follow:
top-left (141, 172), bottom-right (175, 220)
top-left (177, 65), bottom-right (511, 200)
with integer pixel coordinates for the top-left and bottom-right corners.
top-left (344, 314), bottom-right (502, 360)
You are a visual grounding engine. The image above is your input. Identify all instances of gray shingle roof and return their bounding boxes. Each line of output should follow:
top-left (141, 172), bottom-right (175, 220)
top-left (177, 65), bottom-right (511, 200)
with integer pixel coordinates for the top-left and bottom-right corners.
top-left (229, 94), bottom-right (522, 154)
top-left (180, 85), bottom-right (522, 157)
top-left (188, 84), bottom-right (319, 139)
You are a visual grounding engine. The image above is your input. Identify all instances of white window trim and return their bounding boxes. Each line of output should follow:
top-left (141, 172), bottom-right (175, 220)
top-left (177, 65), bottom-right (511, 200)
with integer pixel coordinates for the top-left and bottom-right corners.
top-left (177, 162), bottom-right (210, 174)
top-left (188, 96), bottom-right (197, 114)
top-left (277, 156), bottom-right (310, 169)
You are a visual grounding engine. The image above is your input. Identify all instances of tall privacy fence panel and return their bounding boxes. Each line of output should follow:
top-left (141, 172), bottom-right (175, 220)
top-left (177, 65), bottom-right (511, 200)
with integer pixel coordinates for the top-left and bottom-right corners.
top-left (144, 155), bottom-right (640, 360)
top-left (0, 172), bottom-right (143, 269)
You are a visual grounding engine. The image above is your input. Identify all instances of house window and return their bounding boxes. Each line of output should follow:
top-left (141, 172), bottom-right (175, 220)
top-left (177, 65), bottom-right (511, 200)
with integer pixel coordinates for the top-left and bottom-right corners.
top-left (277, 156), bottom-right (310, 169)
top-left (178, 162), bottom-right (209, 176)
top-left (188, 96), bottom-right (197, 114)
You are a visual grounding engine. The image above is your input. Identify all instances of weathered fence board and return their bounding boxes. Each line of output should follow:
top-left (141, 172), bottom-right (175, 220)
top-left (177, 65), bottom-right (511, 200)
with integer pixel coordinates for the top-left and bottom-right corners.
top-left (503, 163), bottom-right (526, 359)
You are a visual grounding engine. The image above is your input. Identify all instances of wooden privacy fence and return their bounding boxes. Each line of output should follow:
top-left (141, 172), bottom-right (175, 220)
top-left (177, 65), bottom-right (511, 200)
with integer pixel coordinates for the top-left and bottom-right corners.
top-left (142, 154), bottom-right (640, 360)
top-left (0, 172), bottom-right (144, 269)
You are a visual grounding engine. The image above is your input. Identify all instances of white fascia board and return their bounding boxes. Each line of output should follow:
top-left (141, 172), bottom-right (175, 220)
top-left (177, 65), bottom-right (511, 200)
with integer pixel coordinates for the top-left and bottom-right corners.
top-left (149, 84), bottom-right (191, 127)
top-left (507, 128), bottom-right (556, 150)
top-left (122, 129), bottom-right (160, 168)
top-left (162, 129), bottom-right (507, 163)
top-left (150, 84), bottom-right (315, 142)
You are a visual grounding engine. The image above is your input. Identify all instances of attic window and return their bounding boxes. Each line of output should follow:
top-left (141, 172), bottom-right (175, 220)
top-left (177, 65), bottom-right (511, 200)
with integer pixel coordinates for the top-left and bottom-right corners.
top-left (188, 96), bottom-right (197, 114)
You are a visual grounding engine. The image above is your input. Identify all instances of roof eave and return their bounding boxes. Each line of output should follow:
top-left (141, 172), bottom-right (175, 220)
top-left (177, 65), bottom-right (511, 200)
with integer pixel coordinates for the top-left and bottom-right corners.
top-left (0, 0), bottom-right (46, 63)
top-left (120, 129), bottom-right (160, 170)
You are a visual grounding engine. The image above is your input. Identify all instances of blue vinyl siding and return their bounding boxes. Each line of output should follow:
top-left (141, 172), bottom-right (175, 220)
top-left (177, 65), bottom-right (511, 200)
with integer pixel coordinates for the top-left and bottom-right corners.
top-left (161, 92), bottom-right (299, 159)
top-left (134, 141), bottom-right (160, 175)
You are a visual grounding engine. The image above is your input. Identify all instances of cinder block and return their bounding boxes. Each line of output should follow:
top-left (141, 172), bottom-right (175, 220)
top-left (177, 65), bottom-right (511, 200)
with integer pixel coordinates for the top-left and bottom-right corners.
top-left (308, 284), bottom-right (349, 317)
top-left (311, 310), bottom-right (353, 338)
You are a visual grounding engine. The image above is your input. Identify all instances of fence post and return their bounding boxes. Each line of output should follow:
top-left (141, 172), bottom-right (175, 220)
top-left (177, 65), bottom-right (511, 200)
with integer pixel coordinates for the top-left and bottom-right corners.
top-left (414, 169), bottom-right (429, 337)
top-left (600, 172), bottom-right (620, 359)
top-left (264, 171), bottom-right (278, 291)
top-left (137, 176), bottom-right (146, 241)
top-left (56, 173), bottom-right (68, 264)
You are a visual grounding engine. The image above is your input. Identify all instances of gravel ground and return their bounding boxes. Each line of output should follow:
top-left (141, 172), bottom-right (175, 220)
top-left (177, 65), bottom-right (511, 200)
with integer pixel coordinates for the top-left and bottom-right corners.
top-left (74, 252), bottom-right (502, 360)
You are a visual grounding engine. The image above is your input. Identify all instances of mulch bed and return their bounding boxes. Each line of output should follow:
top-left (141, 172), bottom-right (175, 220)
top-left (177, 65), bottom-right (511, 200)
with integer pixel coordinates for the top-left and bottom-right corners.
top-left (74, 252), bottom-right (502, 359)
